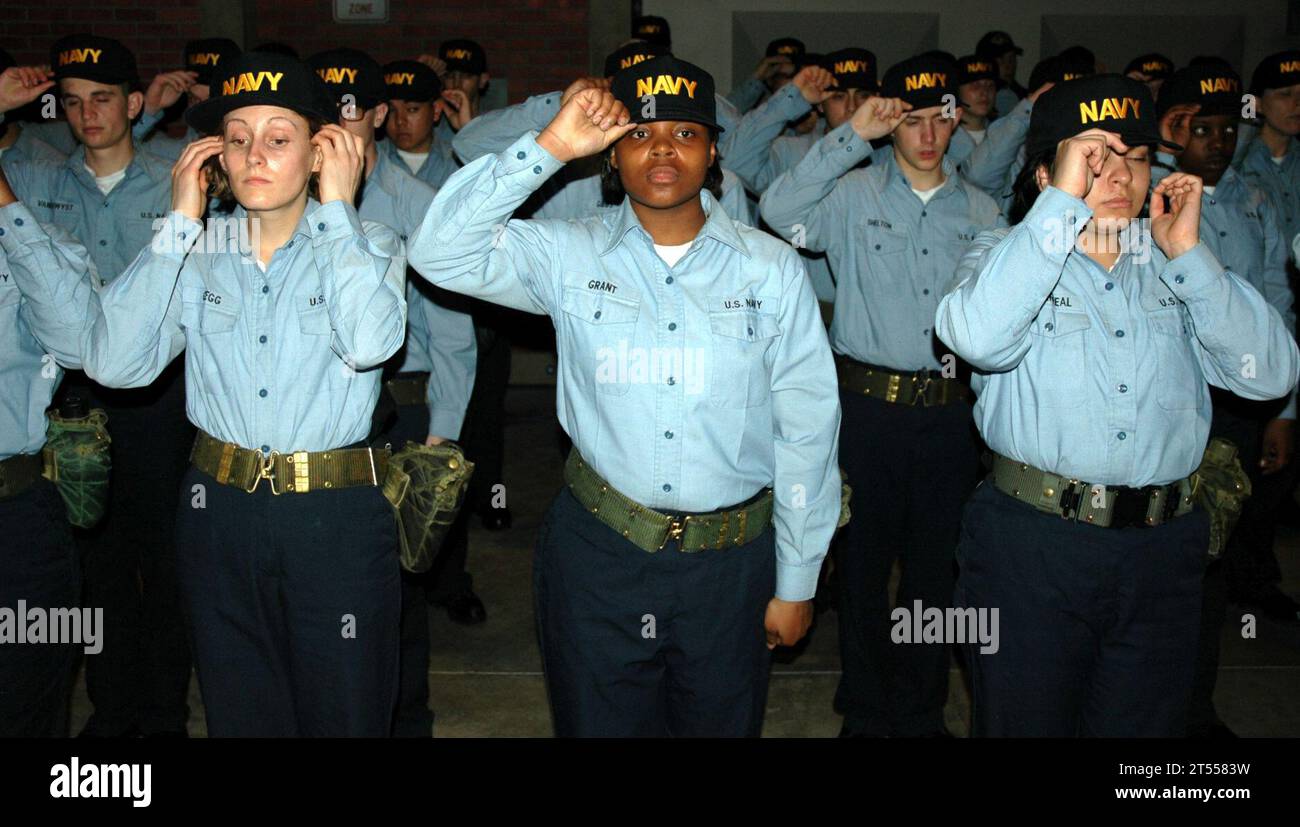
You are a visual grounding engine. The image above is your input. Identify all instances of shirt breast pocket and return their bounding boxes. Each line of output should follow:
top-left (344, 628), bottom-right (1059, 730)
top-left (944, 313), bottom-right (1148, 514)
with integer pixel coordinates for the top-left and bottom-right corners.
top-left (1149, 310), bottom-right (1201, 411)
top-left (181, 292), bottom-right (241, 398)
top-left (708, 310), bottom-right (781, 409)
top-left (860, 225), bottom-right (909, 267)
top-left (558, 286), bottom-right (642, 397)
top-left (1028, 310), bottom-right (1091, 408)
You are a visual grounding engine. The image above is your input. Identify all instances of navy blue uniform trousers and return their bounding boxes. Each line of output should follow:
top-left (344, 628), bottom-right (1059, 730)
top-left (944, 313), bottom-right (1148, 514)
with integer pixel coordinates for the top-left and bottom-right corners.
top-left (0, 479), bottom-right (79, 736)
top-left (956, 482), bottom-right (1209, 737)
top-left (833, 390), bottom-right (981, 736)
top-left (534, 487), bottom-right (775, 737)
top-left (174, 465), bottom-right (401, 737)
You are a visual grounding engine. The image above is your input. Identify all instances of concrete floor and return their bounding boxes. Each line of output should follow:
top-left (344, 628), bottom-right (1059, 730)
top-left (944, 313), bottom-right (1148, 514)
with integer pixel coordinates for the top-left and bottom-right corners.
top-left (69, 385), bottom-right (1300, 737)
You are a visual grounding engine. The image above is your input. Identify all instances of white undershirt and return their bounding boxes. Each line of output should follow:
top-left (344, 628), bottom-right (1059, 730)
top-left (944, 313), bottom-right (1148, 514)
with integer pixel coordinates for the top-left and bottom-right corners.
top-left (911, 183), bottom-right (944, 205)
top-left (86, 164), bottom-right (126, 196)
top-left (966, 128), bottom-right (987, 145)
top-left (1271, 154), bottom-right (1286, 167)
top-left (396, 148), bottom-right (428, 175)
top-left (0, 145), bottom-right (9, 160)
top-left (654, 242), bottom-right (692, 267)
top-left (1203, 185), bottom-right (1217, 195)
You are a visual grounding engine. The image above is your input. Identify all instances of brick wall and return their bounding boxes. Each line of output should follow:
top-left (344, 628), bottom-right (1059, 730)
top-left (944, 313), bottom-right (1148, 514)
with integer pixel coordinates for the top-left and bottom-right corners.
top-left (254, 0), bottom-right (590, 103)
top-left (0, 1), bottom-right (201, 83)
top-left (0, 0), bottom-right (590, 103)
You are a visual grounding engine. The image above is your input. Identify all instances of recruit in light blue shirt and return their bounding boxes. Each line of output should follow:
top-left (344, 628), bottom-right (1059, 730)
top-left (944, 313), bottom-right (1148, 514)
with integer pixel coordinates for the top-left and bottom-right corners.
top-left (0, 202), bottom-right (97, 459)
top-left (1154, 163), bottom-right (1297, 418)
top-left (407, 131), bottom-right (842, 602)
top-left (358, 147), bottom-right (477, 439)
top-left (935, 186), bottom-right (1300, 487)
top-left (1239, 134), bottom-right (1300, 240)
top-left (760, 121), bottom-right (1006, 371)
top-left (81, 199), bottom-right (407, 454)
top-left (5, 143), bottom-right (173, 284)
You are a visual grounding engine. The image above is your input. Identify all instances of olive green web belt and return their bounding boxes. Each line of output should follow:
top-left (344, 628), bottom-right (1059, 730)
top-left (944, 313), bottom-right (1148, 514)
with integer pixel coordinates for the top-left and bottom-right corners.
top-left (191, 430), bottom-right (390, 495)
top-left (563, 450), bottom-right (774, 553)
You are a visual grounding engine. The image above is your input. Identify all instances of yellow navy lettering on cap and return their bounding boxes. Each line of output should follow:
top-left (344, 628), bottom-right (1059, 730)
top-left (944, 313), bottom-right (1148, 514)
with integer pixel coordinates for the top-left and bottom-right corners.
top-left (1063, 72), bottom-right (1083, 81)
top-left (904, 72), bottom-right (946, 91)
top-left (835, 60), bottom-right (869, 74)
top-left (966, 60), bottom-right (992, 73)
top-left (189, 52), bottom-right (221, 66)
top-left (317, 66), bottom-right (358, 85)
top-left (1142, 60), bottom-right (1166, 72)
top-left (635, 74), bottom-right (698, 99)
top-left (1198, 76), bottom-right (1239, 94)
top-left (639, 24), bottom-right (662, 33)
top-left (1078, 96), bottom-right (1141, 124)
top-left (223, 70), bottom-right (284, 96)
top-left (620, 53), bottom-right (654, 69)
top-left (385, 72), bottom-right (415, 86)
top-left (59, 48), bottom-right (103, 66)
top-left (1281, 60), bottom-right (1300, 73)
top-left (777, 45), bottom-right (798, 55)
top-left (446, 48), bottom-right (474, 61)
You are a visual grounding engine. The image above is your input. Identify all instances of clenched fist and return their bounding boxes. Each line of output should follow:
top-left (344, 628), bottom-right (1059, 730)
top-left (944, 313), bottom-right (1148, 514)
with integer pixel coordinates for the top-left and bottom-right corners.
top-left (536, 88), bottom-right (634, 164)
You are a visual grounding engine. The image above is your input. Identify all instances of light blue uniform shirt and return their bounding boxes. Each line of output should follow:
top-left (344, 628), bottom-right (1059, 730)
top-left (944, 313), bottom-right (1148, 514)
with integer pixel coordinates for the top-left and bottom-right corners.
top-left (1239, 135), bottom-right (1300, 240)
top-left (407, 131), bottom-right (842, 602)
top-left (15, 119), bottom-right (78, 156)
top-left (935, 186), bottom-right (1300, 486)
top-left (82, 199), bottom-right (407, 454)
top-left (948, 96), bottom-right (1033, 197)
top-left (357, 148), bottom-right (477, 439)
top-left (0, 122), bottom-right (67, 165)
top-left (5, 143), bottom-right (172, 284)
top-left (379, 132), bottom-right (459, 191)
top-left (995, 86), bottom-right (1021, 122)
top-left (449, 90), bottom-right (753, 223)
top-left (1153, 164), bottom-right (1297, 418)
top-left (0, 202), bottom-right (96, 459)
top-left (740, 125), bottom-right (835, 302)
top-left (726, 76), bottom-right (768, 114)
top-left (760, 121), bottom-right (1006, 370)
top-left (128, 108), bottom-right (197, 161)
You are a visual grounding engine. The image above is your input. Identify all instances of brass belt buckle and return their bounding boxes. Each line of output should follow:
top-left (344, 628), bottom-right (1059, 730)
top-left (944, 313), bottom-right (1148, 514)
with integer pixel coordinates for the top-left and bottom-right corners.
top-left (660, 516), bottom-right (687, 551)
top-left (911, 369), bottom-right (934, 407)
top-left (250, 450), bottom-right (281, 495)
top-left (289, 451), bottom-right (310, 494)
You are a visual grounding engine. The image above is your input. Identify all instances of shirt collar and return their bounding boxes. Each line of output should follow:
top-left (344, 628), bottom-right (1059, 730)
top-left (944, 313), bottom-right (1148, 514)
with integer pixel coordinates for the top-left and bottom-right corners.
top-left (878, 147), bottom-right (960, 201)
top-left (1245, 134), bottom-right (1300, 171)
top-left (231, 198), bottom-right (319, 246)
top-left (599, 189), bottom-right (750, 259)
top-left (66, 141), bottom-right (149, 187)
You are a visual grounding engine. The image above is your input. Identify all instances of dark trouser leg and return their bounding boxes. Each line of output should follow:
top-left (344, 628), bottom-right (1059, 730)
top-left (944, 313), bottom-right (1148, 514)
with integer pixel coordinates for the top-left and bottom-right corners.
top-left (834, 393), bottom-right (977, 735)
top-left (1082, 512), bottom-right (1209, 736)
top-left (892, 401), bottom-right (979, 736)
top-left (279, 484), bottom-right (401, 737)
top-left (0, 480), bottom-right (80, 737)
top-left (957, 483), bottom-right (1207, 736)
top-left (77, 365), bottom-right (193, 735)
top-left (833, 393), bottom-right (911, 735)
top-left (383, 403), bottom-right (435, 737)
top-left (662, 527), bottom-right (776, 737)
top-left (174, 467), bottom-right (297, 737)
top-left (533, 488), bottom-right (670, 737)
top-left (463, 320), bottom-right (510, 518)
top-left (176, 466), bottom-right (401, 737)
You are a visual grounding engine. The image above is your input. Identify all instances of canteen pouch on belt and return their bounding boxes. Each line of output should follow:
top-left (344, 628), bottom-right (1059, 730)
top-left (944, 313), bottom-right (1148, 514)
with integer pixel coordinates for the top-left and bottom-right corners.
top-left (43, 408), bottom-right (112, 529)
top-left (383, 441), bottom-right (475, 573)
top-left (1190, 436), bottom-right (1251, 561)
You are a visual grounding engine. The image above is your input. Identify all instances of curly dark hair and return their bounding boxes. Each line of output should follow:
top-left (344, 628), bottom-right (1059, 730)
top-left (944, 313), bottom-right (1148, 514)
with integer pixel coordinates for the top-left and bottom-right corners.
top-left (599, 125), bottom-right (724, 206)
